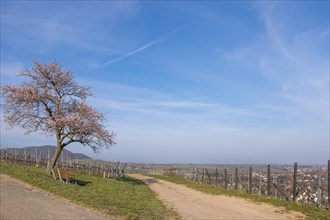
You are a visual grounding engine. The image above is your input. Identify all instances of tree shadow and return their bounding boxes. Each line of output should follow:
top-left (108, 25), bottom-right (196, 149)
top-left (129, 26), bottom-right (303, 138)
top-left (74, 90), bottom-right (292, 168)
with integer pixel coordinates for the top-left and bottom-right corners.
top-left (140, 178), bottom-right (158, 185)
top-left (116, 176), bottom-right (158, 186)
top-left (116, 176), bottom-right (150, 185)
top-left (70, 179), bottom-right (92, 186)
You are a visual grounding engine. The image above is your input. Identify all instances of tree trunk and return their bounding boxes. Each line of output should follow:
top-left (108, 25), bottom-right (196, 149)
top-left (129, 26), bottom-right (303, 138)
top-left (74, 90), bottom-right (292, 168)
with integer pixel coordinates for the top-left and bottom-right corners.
top-left (46, 144), bottom-right (63, 175)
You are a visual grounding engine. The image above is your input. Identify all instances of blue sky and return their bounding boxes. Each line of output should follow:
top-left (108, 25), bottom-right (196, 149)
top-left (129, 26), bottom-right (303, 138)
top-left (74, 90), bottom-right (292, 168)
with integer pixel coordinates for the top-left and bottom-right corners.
top-left (1, 1), bottom-right (329, 164)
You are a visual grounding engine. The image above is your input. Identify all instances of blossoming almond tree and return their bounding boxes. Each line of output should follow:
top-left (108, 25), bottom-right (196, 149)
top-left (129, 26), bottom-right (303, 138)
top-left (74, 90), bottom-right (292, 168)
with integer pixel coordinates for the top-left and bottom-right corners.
top-left (1, 60), bottom-right (115, 175)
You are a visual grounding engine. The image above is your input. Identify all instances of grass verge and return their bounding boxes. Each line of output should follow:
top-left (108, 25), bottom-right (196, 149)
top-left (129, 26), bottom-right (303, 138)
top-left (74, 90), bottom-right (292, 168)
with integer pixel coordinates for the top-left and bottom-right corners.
top-left (149, 174), bottom-right (329, 220)
top-left (0, 162), bottom-right (179, 220)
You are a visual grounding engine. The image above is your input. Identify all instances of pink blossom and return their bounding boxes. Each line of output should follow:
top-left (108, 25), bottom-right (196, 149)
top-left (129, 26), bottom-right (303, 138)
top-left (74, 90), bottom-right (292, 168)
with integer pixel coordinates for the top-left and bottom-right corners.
top-left (1, 60), bottom-right (115, 174)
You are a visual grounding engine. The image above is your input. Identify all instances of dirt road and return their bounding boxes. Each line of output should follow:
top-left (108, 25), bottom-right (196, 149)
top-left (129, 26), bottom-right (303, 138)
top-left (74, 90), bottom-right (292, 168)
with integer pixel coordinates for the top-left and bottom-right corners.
top-left (0, 174), bottom-right (111, 220)
top-left (129, 174), bottom-right (305, 220)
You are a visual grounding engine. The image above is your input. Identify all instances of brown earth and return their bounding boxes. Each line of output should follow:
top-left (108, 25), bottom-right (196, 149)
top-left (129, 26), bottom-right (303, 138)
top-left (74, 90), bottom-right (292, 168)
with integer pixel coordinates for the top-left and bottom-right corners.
top-left (0, 174), bottom-right (112, 220)
top-left (129, 174), bottom-right (306, 220)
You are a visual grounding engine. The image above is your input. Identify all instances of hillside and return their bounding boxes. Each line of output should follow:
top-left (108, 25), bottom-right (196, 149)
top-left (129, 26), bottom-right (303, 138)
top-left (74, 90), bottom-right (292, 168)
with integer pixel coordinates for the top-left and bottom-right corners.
top-left (0, 145), bottom-right (91, 160)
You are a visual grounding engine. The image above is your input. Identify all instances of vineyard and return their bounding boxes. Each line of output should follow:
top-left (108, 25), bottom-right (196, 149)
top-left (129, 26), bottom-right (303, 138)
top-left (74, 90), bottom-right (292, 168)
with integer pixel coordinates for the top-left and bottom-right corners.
top-left (1, 146), bottom-right (329, 208)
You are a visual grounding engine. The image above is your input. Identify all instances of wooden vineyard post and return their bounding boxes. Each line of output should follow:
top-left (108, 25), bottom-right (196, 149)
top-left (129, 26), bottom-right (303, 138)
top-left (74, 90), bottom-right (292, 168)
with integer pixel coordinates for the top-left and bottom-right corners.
top-left (205, 169), bottom-right (211, 184)
top-left (215, 168), bottom-right (218, 186)
top-left (35, 148), bottom-right (38, 166)
top-left (267, 164), bottom-right (271, 196)
top-left (328, 160), bottom-right (330, 207)
top-left (202, 168), bottom-right (205, 183)
top-left (259, 175), bottom-right (262, 195)
top-left (89, 159), bottom-right (91, 176)
top-left (249, 166), bottom-right (252, 193)
top-left (39, 151), bottom-right (42, 166)
top-left (274, 174), bottom-right (278, 198)
top-left (24, 148), bottom-right (27, 164)
top-left (235, 167), bottom-right (238, 189)
top-left (196, 168), bottom-right (199, 182)
top-left (292, 162), bottom-right (298, 202)
top-left (317, 174), bottom-right (321, 206)
top-left (47, 148), bottom-right (50, 168)
top-left (224, 168), bottom-right (228, 188)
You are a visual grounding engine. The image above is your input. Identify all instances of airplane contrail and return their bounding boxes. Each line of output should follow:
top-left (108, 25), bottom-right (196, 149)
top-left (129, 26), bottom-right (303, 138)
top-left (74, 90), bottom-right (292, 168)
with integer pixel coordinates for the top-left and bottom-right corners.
top-left (100, 24), bottom-right (190, 67)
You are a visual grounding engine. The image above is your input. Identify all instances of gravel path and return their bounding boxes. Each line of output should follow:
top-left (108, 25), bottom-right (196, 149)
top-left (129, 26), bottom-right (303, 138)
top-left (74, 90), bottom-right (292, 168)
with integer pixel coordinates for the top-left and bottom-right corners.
top-left (0, 174), bottom-right (112, 220)
top-left (129, 174), bottom-right (306, 220)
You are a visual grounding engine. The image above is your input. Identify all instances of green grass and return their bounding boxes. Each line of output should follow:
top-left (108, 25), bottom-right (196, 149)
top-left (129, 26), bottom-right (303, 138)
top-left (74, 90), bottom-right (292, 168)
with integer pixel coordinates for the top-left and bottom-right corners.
top-left (149, 174), bottom-right (330, 220)
top-left (0, 162), bottom-right (179, 220)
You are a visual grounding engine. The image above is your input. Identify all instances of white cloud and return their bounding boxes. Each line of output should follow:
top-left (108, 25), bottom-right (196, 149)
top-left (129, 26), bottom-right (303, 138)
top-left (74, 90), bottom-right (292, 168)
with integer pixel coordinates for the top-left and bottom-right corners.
top-left (1, 1), bottom-right (140, 52)
top-left (88, 86), bottom-right (307, 131)
top-left (0, 61), bottom-right (25, 78)
top-left (219, 2), bottom-right (329, 130)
